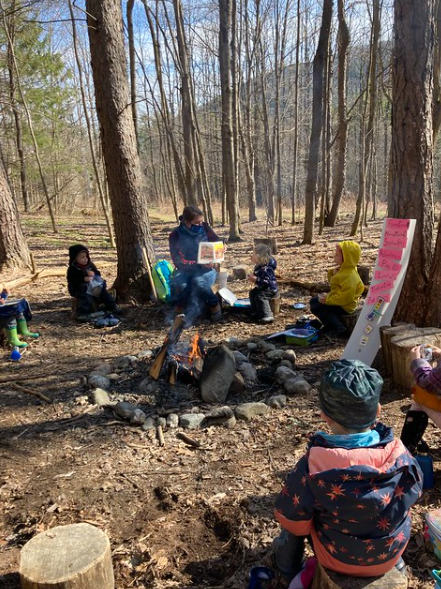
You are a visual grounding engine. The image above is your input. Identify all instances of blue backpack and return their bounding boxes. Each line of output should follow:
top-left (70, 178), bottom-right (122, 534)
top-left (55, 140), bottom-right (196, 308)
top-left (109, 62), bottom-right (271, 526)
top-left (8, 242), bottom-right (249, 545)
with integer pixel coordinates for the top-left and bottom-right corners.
top-left (152, 260), bottom-right (174, 302)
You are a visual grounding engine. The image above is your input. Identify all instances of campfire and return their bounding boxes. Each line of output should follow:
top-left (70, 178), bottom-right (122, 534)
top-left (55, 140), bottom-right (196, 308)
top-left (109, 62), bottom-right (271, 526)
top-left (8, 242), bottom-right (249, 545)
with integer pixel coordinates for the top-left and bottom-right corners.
top-left (149, 315), bottom-right (206, 384)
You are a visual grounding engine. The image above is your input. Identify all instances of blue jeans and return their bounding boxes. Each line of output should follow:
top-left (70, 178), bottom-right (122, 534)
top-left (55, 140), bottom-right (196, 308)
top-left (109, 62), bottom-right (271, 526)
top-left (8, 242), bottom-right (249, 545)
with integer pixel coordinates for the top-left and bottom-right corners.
top-left (310, 296), bottom-right (346, 332)
top-left (171, 268), bottom-right (218, 318)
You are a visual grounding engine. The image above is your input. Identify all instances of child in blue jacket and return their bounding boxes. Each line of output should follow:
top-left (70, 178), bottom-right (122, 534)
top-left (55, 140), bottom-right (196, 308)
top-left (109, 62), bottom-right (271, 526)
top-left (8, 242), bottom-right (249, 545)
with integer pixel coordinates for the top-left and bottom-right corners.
top-left (247, 244), bottom-right (278, 323)
top-left (273, 359), bottom-right (423, 583)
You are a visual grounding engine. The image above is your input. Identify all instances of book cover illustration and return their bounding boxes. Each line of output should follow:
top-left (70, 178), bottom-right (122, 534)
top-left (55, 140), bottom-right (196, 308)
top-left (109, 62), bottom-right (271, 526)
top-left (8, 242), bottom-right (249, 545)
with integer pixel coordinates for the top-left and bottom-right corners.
top-left (197, 241), bottom-right (225, 264)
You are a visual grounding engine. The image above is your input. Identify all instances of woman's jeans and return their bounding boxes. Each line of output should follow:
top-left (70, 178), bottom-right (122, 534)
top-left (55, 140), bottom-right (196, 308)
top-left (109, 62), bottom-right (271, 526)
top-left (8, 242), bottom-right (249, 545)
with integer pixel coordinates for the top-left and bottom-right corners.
top-left (171, 268), bottom-right (218, 319)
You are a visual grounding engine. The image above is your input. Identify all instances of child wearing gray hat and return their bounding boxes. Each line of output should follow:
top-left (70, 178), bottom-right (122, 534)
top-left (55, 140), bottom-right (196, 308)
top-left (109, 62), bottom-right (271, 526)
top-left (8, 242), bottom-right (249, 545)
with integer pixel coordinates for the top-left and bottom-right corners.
top-left (273, 359), bottom-right (423, 584)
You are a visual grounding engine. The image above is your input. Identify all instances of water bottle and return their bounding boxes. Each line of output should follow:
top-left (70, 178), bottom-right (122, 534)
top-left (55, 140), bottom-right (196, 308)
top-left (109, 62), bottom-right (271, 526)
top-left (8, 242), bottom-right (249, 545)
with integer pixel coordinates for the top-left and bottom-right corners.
top-left (247, 566), bottom-right (274, 589)
top-left (10, 346), bottom-right (21, 362)
top-left (416, 453), bottom-right (434, 490)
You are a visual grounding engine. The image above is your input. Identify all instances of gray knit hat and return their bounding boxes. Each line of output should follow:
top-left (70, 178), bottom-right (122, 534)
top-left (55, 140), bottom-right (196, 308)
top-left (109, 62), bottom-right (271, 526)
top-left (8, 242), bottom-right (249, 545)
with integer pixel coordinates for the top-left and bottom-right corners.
top-left (319, 359), bottom-right (383, 430)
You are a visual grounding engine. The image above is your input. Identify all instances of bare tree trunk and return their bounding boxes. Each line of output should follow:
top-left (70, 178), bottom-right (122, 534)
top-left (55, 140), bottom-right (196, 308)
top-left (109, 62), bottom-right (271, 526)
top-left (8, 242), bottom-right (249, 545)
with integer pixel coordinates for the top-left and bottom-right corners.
top-left (390, 0), bottom-right (435, 324)
top-left (219, 0), bottom-right (241, 240)
top-left (326, 0), bottom-right (349, 227)
top-left (127, 0), bottom-right (139, 151)
top-left (68, 0), bottom-right (115, 248)
top-left (85, 0), bottom-right (155, 298)
top-left (0, 143), bottom-right (31, 274)
top-left (302, 0), bottom-right (333, 244)
top-left (291, 0), bottom-right (301, 225)
top-left (318, 43), bottom-right (332, 235)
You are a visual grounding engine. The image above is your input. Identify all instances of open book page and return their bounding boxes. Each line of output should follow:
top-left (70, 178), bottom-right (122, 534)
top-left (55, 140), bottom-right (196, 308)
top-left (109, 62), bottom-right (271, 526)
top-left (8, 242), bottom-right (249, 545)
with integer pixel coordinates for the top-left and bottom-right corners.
top-left (197, 241), bottom-right (225, 264)
top-left (219, 287), bottom-right (237, 306)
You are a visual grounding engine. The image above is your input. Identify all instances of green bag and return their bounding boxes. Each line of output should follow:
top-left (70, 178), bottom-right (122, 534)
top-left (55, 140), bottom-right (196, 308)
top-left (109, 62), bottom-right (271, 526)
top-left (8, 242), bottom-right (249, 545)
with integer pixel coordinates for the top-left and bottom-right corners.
top-left (152, 260), bottom-right (174, 302)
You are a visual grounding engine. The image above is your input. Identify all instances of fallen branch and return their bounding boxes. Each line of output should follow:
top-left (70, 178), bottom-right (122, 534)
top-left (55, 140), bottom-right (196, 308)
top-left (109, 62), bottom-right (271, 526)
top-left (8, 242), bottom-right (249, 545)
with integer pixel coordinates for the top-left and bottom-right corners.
top-left (157, 424), bottom-right (165, 446)
top-left (11, 382), bottom-right (52, 403)
top-left (4, 262), bottom-right (112, 290)
top-left (176, 431), bottom-right (201, 448)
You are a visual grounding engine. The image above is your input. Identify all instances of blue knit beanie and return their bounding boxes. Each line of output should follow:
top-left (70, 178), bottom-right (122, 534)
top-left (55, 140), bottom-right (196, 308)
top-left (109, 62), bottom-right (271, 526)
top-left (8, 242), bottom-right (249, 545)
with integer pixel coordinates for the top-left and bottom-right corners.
top-left (320, 359), bottom-right (383, 430)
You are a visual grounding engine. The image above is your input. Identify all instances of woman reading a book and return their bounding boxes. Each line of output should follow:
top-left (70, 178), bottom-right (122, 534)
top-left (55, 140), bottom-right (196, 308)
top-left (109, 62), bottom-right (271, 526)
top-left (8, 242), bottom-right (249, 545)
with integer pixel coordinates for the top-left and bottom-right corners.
top-left (169, 206), bottom-right (222, 322)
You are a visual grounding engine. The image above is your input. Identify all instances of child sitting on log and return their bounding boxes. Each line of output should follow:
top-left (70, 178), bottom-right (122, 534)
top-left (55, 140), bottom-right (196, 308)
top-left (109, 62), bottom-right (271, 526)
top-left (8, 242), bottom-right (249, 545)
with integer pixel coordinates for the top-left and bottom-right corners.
top-left (273, 359), bottom-right (422, 584)
top-left (247, 244), bottom-right (278, 324)
top-left (310, 241), bottom-right (364, 337)
top-left (67, 244), bottom-right (120, 321)
top-left (400, 343), bottom-right (441, 454)
top-left (0, 284), bottom-right (40, 348)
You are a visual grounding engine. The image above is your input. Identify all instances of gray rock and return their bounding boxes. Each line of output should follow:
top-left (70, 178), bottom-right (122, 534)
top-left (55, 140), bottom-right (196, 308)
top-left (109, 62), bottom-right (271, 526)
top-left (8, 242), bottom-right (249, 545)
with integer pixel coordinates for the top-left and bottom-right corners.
top-left (92, 363), bottom-right (112, 375)
top-left (237, 362), bottom-right (258, 384)
top-left (268, 394), bottom-right (287, 409)
top-left (114, 401), bottom-right (139, 420)
top-left (166, 413), bottom-right (179, 429)
top-left (200, 345), bottom-right (236, 403)
top-left (257, 341), bottom-right (276, 353)
top-left (113, 355), bottom-right (138, 370)
top-left (229, 372), bottom-right (245, 394)
top-left (139, 379), bottom-right (160, 395)
top-left (108, 373), bottom-right (121, 381)
top-left (157, 416), bottom-right (167, 429)
top-left (137, 350), bottom-right (153, 359)
top-left (130, 408), bottom-right (147, 425)
top-left (275, 365), bottom-right (298, 384)
top-left (247, 342), bottom-right (258, 351)
top-left (235, 402), bottom-right (269, 421)
top-left (225, 336), bottom-right (242, 345)
top-left (283, 377), bottom-right (311, 396)
top-left (266, 349), bottom-right (285, 360)
top-left (180, 413), bottom-right (206, 429)
top-left (282, 349), bottom-right (297, 364)
top-left (91, 388), bottom-right (112, 407)
top-left (88, 374), bottom-right (111, 390)
top-left (203, 406), bottom-right (235, 428)
top-left (233, 350), bottom-right (249, 365)
top-left (279, 360), bottom-right (293, 370)
top-left (142, 417), bottom-right (156, 431)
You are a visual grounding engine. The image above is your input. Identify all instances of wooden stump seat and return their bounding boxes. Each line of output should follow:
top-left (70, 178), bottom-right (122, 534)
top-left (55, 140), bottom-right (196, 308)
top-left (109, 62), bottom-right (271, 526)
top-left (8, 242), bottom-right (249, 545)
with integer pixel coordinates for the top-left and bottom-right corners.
top-left (341, 307), bottom-right (362, 334)
top-left (20, 522), bottom-right (114, 589)
top-left (70, 297), bottom-right (99, 319)
top-left (312, 562), bottom-right (408, 589)
top-left (270, 295), bottom-right (281, 317)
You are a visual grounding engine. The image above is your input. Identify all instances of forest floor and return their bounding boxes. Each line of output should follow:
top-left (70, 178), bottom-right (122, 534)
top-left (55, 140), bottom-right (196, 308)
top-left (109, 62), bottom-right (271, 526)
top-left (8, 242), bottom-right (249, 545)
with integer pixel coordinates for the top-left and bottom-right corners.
top-left (0, 208), bottom-right (439, 589)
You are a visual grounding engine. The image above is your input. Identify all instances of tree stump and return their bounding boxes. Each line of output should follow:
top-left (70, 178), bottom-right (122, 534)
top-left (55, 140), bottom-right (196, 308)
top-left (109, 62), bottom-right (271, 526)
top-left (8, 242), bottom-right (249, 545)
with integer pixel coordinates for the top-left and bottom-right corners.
top-left (311, 562), bottom-right (408, 589)
top-left (380, 324), bottom-right (415, 374)
top-left (357, 265), bottom-right (371, 286)
top-left (341, 308), bottom-right (362, 334)
top-left (270, 295), bottom-right (281, 317)
top-left (20, 523), bottom-right (114, 589)
top-left (390, 327), bottom-right (441, 389)
top-left (232, 265), bottom-right (249, 280)
top-left (253, 237), bottom-right (278, 254)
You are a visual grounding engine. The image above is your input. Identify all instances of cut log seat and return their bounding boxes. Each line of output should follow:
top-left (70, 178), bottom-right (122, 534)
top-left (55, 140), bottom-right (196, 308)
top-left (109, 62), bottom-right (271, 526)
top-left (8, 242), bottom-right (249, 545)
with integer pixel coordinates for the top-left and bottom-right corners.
top-left (312, 562), bottom-right (408, 589)
top-left (341, 307), bottom-right (362, 334)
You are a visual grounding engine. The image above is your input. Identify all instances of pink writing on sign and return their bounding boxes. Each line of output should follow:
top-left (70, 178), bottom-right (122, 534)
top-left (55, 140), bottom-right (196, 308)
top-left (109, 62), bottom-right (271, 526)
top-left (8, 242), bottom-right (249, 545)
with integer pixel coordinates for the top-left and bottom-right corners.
top-left (379, 248), bottom-right (403, 261)
top-left (386, 218), bottom-right (410, 229)
top-left (367, 293), bottom-right (391, 305)
top-left (374, 270), bottom-right (400, 281)
top-left (378, 258), bottom-right (402, 272)
top-left (371, 280), bottom-right (394, 294)
top-left (383, 234), bottom-right (408, 248)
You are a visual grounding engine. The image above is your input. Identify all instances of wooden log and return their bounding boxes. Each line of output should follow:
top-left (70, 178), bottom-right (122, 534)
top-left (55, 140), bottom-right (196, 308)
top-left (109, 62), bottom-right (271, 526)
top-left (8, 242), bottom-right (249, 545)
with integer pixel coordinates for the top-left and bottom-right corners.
top-left (380, 324), bottom-right (415, 375)
top-left (20, 523), bottom-right (114, 589)
top-left (253, 237), bottom-right (278, 254)
top-left (390, 326), bottom-right (441, 388)
top-left (357, 265), bottom-right (370, 286)
top-left (270, 295), bottom-right (281, 317)
top-left (149, 314), bottom-right (186, 380)
top-left (312, 562), bottom-right (408, 589)
top-left (232, 265), bottom-right (249, 280)
top-left (341, 307), bottom-right (362, 335)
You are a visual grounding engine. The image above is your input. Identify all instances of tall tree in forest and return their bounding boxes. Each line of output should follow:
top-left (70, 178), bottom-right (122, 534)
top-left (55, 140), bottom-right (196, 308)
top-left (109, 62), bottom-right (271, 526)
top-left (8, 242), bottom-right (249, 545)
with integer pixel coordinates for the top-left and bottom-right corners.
top-left (0, 144), bottom-right (31, 274)
top-left (219, 0), bottom-right (241, 240)
top-left (85, 0), bottom-right (155, 298)
top-left (389, 0), bottom-right (436, 324)
top-left (302, 0), bottom-right (333, 244)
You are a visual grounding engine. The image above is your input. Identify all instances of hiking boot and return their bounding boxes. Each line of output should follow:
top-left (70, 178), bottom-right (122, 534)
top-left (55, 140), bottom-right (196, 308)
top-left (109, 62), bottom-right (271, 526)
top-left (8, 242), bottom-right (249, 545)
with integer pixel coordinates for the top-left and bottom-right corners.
top-left (258, 315), bottom-right (274, 324)
top-left (210, 305), bottom-right (222, 322)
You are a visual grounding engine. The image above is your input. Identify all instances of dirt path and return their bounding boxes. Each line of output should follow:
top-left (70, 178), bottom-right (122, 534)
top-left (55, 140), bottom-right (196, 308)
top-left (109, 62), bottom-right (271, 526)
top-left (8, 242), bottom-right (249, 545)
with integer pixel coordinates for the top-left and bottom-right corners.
top-left (0, 212), bottom-right (438, 588)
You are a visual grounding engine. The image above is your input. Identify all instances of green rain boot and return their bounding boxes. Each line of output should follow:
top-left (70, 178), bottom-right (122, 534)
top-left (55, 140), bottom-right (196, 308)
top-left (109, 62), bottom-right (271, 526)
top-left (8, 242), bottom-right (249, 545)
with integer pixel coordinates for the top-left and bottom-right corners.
top-left (17, 317), bottom-right (40, 338)
top-left (6, 325), bottom-right (28, 348)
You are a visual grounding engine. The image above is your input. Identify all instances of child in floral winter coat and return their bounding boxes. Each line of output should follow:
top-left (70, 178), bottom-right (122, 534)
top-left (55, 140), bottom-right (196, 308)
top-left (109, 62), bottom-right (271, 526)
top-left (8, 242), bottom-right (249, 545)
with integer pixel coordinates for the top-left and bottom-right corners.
top-left (273, 359), bottom-right (423, 583)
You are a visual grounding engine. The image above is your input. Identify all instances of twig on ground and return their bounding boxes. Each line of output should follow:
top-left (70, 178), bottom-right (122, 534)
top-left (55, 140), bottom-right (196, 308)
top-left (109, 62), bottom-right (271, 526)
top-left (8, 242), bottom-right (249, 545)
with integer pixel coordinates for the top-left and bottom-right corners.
top-left (11, 382), bottom-right (52, 403)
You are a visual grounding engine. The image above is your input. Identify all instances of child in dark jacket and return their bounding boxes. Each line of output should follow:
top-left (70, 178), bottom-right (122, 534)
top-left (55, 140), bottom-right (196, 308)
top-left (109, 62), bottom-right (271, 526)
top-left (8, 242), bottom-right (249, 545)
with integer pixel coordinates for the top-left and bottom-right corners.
top-left (247, 244), bottom-right (277, 323)
top-left (273, 359), bottom-right (422, 583)
top-left (67, 244), bottom-right (118, 320)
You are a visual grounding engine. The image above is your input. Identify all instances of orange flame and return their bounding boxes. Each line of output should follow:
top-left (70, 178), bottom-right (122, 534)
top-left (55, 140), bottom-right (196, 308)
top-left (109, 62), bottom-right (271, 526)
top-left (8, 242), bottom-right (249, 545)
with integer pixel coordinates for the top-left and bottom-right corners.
top-left (188, 333), bottom-right (203, 363)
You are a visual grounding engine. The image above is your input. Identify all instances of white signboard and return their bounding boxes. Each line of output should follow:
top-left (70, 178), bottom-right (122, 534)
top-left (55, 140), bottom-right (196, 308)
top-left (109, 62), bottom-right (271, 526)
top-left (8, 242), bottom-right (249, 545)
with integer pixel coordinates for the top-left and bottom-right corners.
top-left (341, 218), bottom-right (416, 366)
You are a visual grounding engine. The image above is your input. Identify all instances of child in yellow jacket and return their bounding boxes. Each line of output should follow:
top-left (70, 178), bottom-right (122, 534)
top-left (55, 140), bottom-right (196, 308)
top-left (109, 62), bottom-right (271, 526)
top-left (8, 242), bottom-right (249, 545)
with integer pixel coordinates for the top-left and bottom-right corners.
top-left (309, 240), bottom-right (364, 337)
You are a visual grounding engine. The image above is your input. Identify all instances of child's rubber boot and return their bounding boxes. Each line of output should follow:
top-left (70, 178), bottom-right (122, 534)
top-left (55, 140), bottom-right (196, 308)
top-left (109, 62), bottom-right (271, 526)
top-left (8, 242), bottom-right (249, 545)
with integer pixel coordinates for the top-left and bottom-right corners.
top-left (17, 318), bottom-right (40, 338)
top-left (6, 325), bottom-right (28, 348)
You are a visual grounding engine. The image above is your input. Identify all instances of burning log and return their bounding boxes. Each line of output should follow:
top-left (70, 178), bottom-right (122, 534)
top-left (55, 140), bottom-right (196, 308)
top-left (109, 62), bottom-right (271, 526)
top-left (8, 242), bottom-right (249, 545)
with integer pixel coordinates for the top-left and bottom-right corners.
top-left (149, 314), bottom-right (186, 380)
top-left (167, 333), bottom-right (205, 384)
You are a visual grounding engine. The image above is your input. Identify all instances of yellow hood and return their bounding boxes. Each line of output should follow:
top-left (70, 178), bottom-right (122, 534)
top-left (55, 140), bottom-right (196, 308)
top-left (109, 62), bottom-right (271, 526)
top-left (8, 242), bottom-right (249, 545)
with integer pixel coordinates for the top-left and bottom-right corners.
top-left (339, 240), bottom-right (361, 269)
